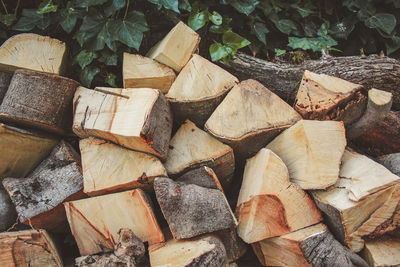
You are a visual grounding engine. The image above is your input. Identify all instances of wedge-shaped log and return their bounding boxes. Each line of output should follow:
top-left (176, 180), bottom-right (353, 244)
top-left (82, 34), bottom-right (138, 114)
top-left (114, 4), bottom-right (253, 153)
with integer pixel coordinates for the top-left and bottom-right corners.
top-left (378, 153), bottom-right (400, 176)
top-left (312, 149), bottom-right (400, 252)
top-left (73, 87), bottom-right (172, 160)
top-left (0, 33), bottom-right (66, 75)
top-left (0, 186), bottom-right (17, 231)
top-left (123, 53), bottom-right (176, 93)
top-left (176, 166), bottom-right (224, 192)
top-left (215, 229), bottom-right (247, 263)
top-left (205, 79), bottom-right (301, 160)
top-left (2, 141), bottom-right (84, 232)
top-left (154, 177), bottom-right (237, 239)
top-left (65, 189), bottom-right (164, 256)
top-left (0, 123), bottom-right (58, 179)
top-left (149, 235), bottom-right (227, 267)
top-left (0, 229), bottom-right (63, 267)
top-left (236, 148), bottom-right (322, 244)
top-left (166, 54), bottom-right (238, 126)
top-left (0, 69), bottom-right (79, 134)
top-left (252, 223), bottom-right (368, 267)
top-left (266, 120), bottom-right (346, 190)
top-left (164, 120), bottom-right (234, 189)
top-left (147, 21), bottom-right (200, 72)
top-left (80, 137), bottom-right (167, 196)
top-left (0, 71), bottom-right (12, 103)
top-left (361, 235), bottom-right (400, 267)
top-left (294, 70), bottom-right (366, 125)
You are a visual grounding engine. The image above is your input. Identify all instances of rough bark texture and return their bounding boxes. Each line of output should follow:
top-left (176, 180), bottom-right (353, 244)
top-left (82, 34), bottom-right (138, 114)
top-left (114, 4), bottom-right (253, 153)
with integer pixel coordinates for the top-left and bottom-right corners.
top-left (0, 71), bottom-right (11, 104)
top-left (214, 229), bottom-right (247, 263)
top-left (176, 166), bottom-right (223, 192)
top-left (351, 111), bottom-right (400, 157)
top-left (2, 140), bottom-right (84, 231)
top-left (0, 186), bottom-right (17, 231)
top-left (0, 69), bottom-right (79, 134)
top-left (378, 153), bottom-right (400, 176)
top-left (221, 53), bottom-right (400, 110)
top-left (154, 177), bottom-right (237, 239)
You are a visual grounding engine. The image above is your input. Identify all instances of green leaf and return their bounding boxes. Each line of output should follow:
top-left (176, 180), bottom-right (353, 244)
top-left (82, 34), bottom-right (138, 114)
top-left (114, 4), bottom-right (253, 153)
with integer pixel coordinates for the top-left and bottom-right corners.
top-left (115, 11), bottom-right (149, 50)
top-left (74, 0), bottom-right (108, 8)
top-left (179, 0), bottom-right (191, 12)
top-left (274, 19), bottom-right (297, 35)
top-left (104, 0), bottom-right (126, 16)
top-left (252, 22), bottom-right (269, 45)
top-left (99, 50), bottom-right (118, 65)
top-left (230, 0), bottom-right (259, 16)
top-left (223, 31), bottom-right (251, 49)
top-left (80, 65), bottom-right (100, 87)
top-left (76, 50), bottom-right (97, 69)
top-left (74, 11), bottom-right (106, 47)
top-left (209, 42), bottom-right (229, 61)
top-left (98, 21), bottom-right (117, 51)
top-left (161, 0), bottom-right (180, 13)
top-left (209, 17), bottom-right (232, 33)
top-left (290, 3), bottom-right (314, 18)
top-left (288, 36), bottom-right (338, 52)
top-left (386, 35), bottom-right (400, 55)
top-left (188, 10), bottom-right (209, 31)
top-left (60, 8), bottom-right (78, 33)
top-left (105, 73), bottom-right (117, 87)
top-left (365, 13), bottom-right (397, 35)
top-left (37, 0), bottom-right (58, 14)
top-left (209, 11), bottom-right (222, 25)
top-left (274, 49), bottom-right (286, 56)
top-left (12, 9), bottom-right (50, 31)
top-left (0, 14), bottom-right (16, 27)
top-left (331, 16), bottom-right (357, 40)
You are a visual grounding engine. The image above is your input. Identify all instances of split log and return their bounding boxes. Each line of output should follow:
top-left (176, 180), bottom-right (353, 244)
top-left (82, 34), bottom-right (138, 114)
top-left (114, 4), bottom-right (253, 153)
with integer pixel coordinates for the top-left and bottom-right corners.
top-left (176, 166), bottom-right (224, 192)
top-left (266, 120), bottom-right (346, 190)
top-left (214, 229), bottom-right (247, 263)
top-left (361, 235), bottom-right (400, 267)
top-left (0, 186), bottom-right (17, 231)
top-left (149, 235), bottom-right (227, 267)
top-left (154, 177), bottom-right (237, 239)
top-left (0, 71), bottom-right (12, 103)
top-left (312, 149), bottom-right (400, 252)
top-left (2, 140), bottom-right (85, 232)
top-left (164, 120), bottom-right (234, 189)
top-left (80, 137), bottom-right (167, 196)
top-left (0, 123), bottom-right (58, 179)
top-left (73, 86), bottom-right (172, 160)
top-left (252, 223), bottom-right (368, 267)
top-left (123, 53), bottom-right (176, 93)
top-left (166, 54), bottom-right (238, 126)
top-left (64, 189), bottom-right (164, 256)
top-left (0, 33), bottom-right (66, 75)
top-left (294, 70), bottom-right (366, 125)
top-left (236, 148), bottom-right (322, 243)
top-left (76, 228), bottom-right (146, 267)
top-left (0, 69), bottom-right (80, 134)
top-left (147, 21), bottom-right (200, 72)
top-left (221, 52), bottom-right (400, 110)
top-left (347, 89), bottom-right (393, 139)
top-left (378, 153), bottom-right (400, 176)
top-left (205, 79), bottom-right (301, 160)
top-left (351, 111), bottom-right (400, 156)
top-left (0, 229), bottom-right (63, 267)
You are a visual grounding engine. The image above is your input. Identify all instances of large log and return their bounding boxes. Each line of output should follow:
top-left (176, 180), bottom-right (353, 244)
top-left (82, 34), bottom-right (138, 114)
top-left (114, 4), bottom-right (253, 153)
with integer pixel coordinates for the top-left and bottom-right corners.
top-left (0, 186), bottom-right (17, 231)
top-left (236, 148), bottom-right (322, 244)
top-left (0, 33), bottom-right (66, 75)
top-left (154, 177), bottom-right (237, 239)
top-left (312, 149), bottom-right (400, 252)
top-left (80, 137), bottom-right (167, 196)
top-left (252, 223), bottom-right (368, 267)
top-left (166, 54), bottom-right (238, 126)
top-left (266, 120), bottom-right (346, 190)
top-left (64, 189), bottom-right (164, 256)
top-left (215, 229), bottom-right (248, 263)
top-left (2, 140), bottom-right (85, 232)
top-left (0, 69), bottom-right (79, 134)
top-left (0, 229), bottom-right (63, 267)
top-left (73, 86), bottom-right (172, 160)
top-left (361, 235), bottom-right (400, 267)
top-left (221, 52), bottom-right (400, 110)
top-left (176, 166), bottom-right (224, 192)
top-left (0, 123), bottom-right (58, 179)
top-left (205, 79), bottom-right (301, 160)
top-left (0, 71), bottom-right (12, 103)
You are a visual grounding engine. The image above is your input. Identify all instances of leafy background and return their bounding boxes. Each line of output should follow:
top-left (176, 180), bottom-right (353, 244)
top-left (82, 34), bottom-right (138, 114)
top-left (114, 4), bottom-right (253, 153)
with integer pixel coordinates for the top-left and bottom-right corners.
top-left (0, 0), bottom-right (399, 87)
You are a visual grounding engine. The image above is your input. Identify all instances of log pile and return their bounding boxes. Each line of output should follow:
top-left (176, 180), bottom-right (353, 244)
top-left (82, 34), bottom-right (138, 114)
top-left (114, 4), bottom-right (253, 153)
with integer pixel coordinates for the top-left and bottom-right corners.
top-left (0, 22), bottom-right (399, 267)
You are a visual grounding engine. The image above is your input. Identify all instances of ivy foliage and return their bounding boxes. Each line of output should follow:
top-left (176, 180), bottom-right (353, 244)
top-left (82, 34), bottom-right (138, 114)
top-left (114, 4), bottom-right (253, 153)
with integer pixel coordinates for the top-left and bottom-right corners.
top-left (0, 0), bottom-right (398, 88)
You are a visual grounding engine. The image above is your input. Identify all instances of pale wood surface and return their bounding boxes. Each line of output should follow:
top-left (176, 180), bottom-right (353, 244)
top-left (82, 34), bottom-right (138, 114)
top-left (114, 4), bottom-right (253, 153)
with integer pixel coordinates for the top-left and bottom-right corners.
top-left (266, 120), bottom-right (346, 190)
top-left (123, 53), bottom-right (176, 93)
top-left (80, 137), bottom-right (167, 196)
top-left (205, 79), bottom-right (301, 159)
top-left (0, 33), bottom-right (66, 75)
top-left (164, 120), bottom-right (234, 189)
top-left (73, 86), bottom-right (172, 160)
top-left (236, 148), bottom-right (322, 243)
top-left (147, 21), bottom-right (200, 72)
top-left (362, 235), bottom-right (400, 267)
top-left (0, 229), bottom-right (63, 267)
top-left (0, 123), bottom-right (58, 179)
top-left (64, 189), bottom-right (164, 256)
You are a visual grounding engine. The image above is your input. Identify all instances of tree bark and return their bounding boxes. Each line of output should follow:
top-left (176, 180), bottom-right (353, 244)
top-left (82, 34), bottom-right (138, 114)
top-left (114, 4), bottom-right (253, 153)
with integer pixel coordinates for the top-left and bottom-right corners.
top-left (0, 71), bottom-right (11, 104)
top-left (378, 153), bottom-right (400, 176)
top-left (221, 53), bottom-right (400, 110)
top-left (0, 186), bottom-right (17, 231)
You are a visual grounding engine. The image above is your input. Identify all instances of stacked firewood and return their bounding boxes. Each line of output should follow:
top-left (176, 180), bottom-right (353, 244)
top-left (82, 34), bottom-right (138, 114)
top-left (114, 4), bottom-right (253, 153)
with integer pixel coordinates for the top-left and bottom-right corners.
top-left (0, 21), bottom-right (399, 267)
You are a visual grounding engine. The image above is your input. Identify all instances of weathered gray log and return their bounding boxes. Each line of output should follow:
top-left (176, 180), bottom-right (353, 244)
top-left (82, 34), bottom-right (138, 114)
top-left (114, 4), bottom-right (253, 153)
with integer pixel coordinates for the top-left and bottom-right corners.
top-left (0, 186), bottom-right (17, 231)
top-left (176, 166), bottom-right (223, 192)
top-left (0, 71), bottom-right (11, 104)
top-left (378, 153), bottom-right (400, 176)
top-left (221, 52), bottom-right (400, 110)
top-left (214, 229), bottom-right (247, 263)
top-left (154, 177), bottom-right (237, 239)
top-left (2, 140), bottom-right (84, 232)
top-left (0, 69), bottom-right (79, 135)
